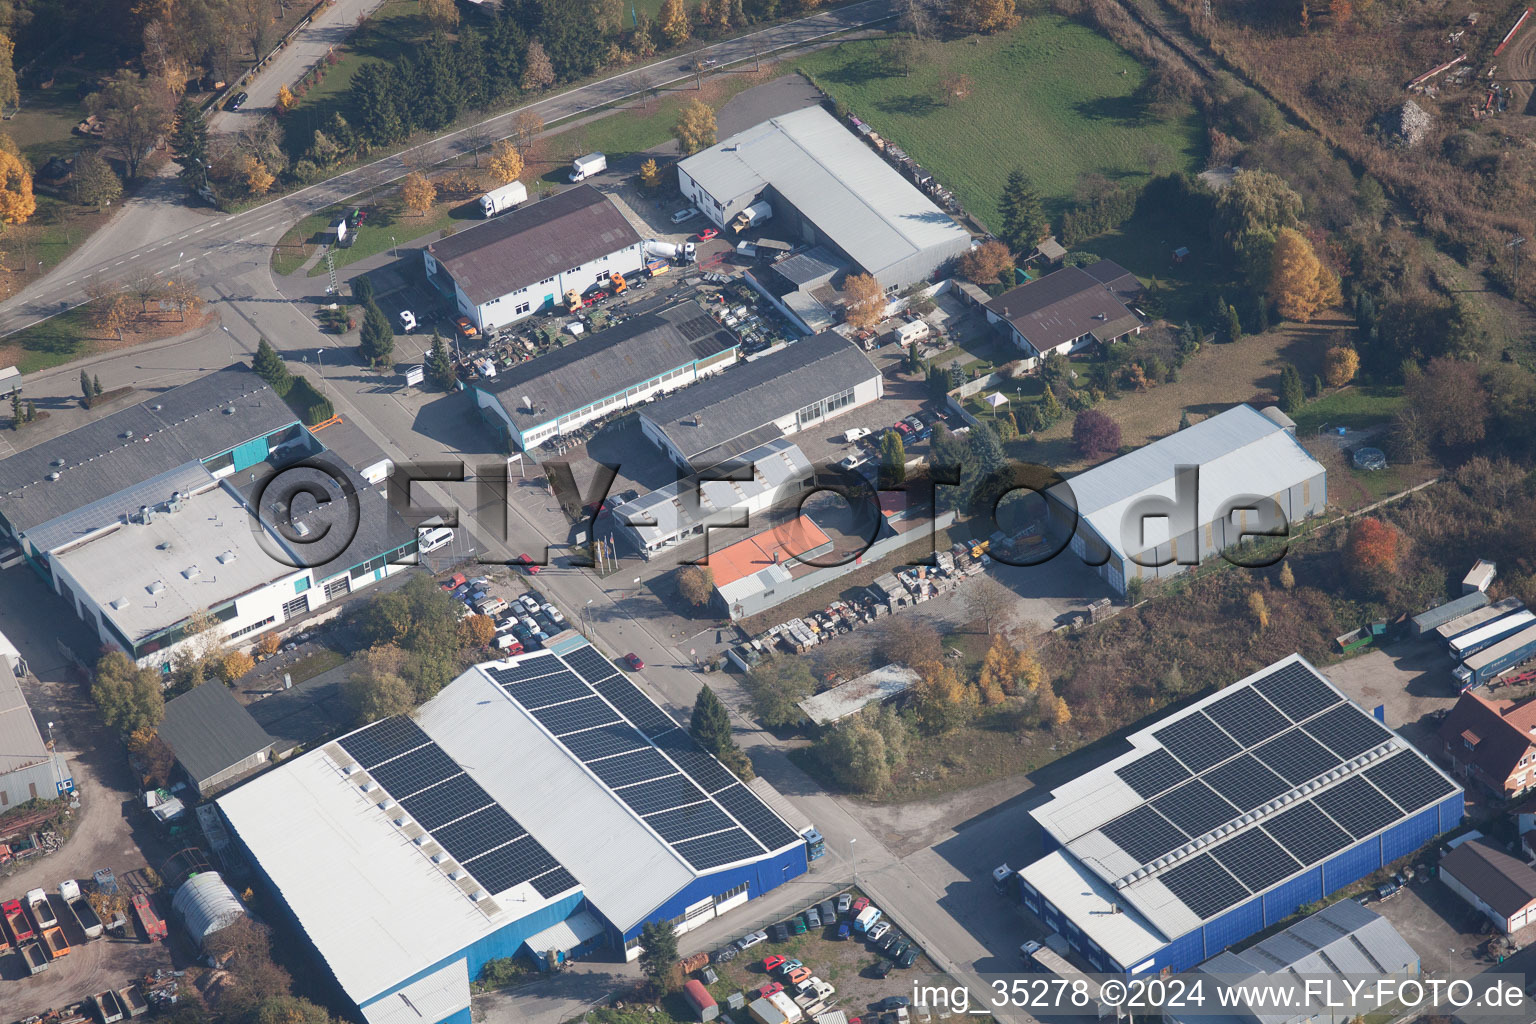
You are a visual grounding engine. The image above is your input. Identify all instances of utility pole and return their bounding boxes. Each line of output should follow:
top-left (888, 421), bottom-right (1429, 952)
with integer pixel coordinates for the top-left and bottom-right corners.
top-left (1509, 235), bottom-right (1526, 291)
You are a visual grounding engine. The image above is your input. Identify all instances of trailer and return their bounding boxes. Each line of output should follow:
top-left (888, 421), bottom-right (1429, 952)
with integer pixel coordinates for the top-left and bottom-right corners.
top-left (27, 886), bottom-right (59, 927)
top-left (20, 939), bottom-right (49, 973)
top-left (132, 893), bottom-right (167, 942)
top-left (478, 180), bottom-right (528, 217)
top-left (61, 878), bottom-right (105, 939)
top-left (4, 897), bottom-right (35, 941)
top-left (1411, 591), bottom-right (1490, 636)
top-left (118, 984), bottom-right (150, 1018)
top-left (93, 989), bottom-right (126, 1024)
top-left (1451, 610), bottom-right (1536, 661)
top-left (42, 923), bottom-right (71, 959)
top-left (1435, 597), bottom-right (1523, 643)
top-left (1454, 623), bottom-right (1536, 690)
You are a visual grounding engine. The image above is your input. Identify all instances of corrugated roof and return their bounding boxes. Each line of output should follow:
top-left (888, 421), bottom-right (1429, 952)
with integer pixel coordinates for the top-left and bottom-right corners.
top-left (0, 629), bottom-right (47, 775)
top-left (640, 332), bottom-right (879, 465)
top-left (158, 682), bottom-right (275, 788)
top-left (426, 185), bottom-right (641, 305)
top-left (0, 366), bottom-right (296, 537)
top-left (679, 107), bottom-right (969, 281)
top-left (798, 665), bottom-right (920, 726)
top-left (1050, 404), bottom-right (1325, 562)
top-left (985, 261), bottom-right (1143, 354)
top-left (360, 960), bottom-right (470, 1024)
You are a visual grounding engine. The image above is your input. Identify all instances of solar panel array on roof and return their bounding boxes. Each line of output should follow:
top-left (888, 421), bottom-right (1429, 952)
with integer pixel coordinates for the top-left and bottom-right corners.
top-left (1160, 855), bottom-right (1248, 919)
top-left (1115, 749), bottom-right (1191, 798)
top-left (1210, 828), bottom-right (1300, 891)
top-left (1364, 751), bottom-right (1457, 811)
top-left (1253, 661), bottom-right (1341, 721)
top-left (1204, 686), bottom-right (1291, 746)
top-left (1254, 729), bottom-right (1339, 785)
top-left (1101, 806), bottom-right (1188, 864)
top-left (1304, 705), bottom-right (1393, 760)
top-left (1153, 712), bottom-right (1240, 772)
top-left (1152, 780), bottom-right (1238, 837)
top-left (1205, 754), bottom-right (1289, 809)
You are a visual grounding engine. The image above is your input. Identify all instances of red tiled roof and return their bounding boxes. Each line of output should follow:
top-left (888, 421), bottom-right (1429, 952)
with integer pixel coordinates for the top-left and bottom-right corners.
top-left (1438, 691), bottom-right (1536, 788)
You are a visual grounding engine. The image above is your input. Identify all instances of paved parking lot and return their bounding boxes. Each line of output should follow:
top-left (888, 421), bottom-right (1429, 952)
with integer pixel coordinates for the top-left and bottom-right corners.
top-left (1321, 639), bottom-right (1459, 750)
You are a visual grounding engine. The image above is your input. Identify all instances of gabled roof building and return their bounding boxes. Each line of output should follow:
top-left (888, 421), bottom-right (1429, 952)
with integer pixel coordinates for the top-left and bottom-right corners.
top-left (1439, 839), bottom-right (1536, 933)
top-left (985, 260), bottom-right (1144, 361)
top-left (158, 682), bottom-right (278, 797)
top-left (1436, 690), bottom-right (1536, 798)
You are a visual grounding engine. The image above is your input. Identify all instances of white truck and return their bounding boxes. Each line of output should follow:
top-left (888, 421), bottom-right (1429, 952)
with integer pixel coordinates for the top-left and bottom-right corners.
top-left (645, 239), bottom-right (696, 263)
top-left (479, 181), bottom-right (528, 217)
top-left (731, 199), bottom-right (773, 233)
top-left (569, 152), bottom-right (607, 182)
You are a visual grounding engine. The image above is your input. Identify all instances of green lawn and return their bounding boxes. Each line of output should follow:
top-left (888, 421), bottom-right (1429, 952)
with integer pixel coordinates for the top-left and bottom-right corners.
top-left (794, 16), bottom-right (1204, 228)
top-left (0, 305), bottom-right (99, 375)
top-left (1291, 386), bottom-right (1405, 435)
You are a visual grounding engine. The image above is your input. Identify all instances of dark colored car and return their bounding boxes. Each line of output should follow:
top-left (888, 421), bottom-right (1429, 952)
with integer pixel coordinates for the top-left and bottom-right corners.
top-left (876, 996), bottom-right (911, 1011)
top-left (896, 947), bottom-right (919, 969)
top-left (877, 932), bottom-right (900, 954)
top-left (229, 91), bottom-right (248, 110)
top-left (789, 917), bottom-right (807, 936)
top-left (889, 939), bottom-right (910, 961)
top-left (771, 923), bottom-right (790, 943)
top-left (871, 959), bottom-right (895, 979)
top-left (818, 899), bottom-right (836, 921)
top-left (837, 921), bottom-right (851, 940)
top-left (805, 907), bottom-right (821, 928)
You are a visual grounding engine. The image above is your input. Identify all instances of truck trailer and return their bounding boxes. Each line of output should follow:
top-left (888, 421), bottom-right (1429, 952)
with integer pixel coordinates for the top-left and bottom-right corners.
top-left (1454, 623), bottom-right (1536, 690)
top-left (730, 200), bottom-right (773, 234)
top-left (20, 940), bottom-right (48, 973)
top-left (569, 152), bottom-right (606, 182)
top-left (4, 897), bottom-right (34, 942)
top-left (93, 989), bottom-right (126, 1024)
top-left (42, 924), bottom-right (70, 959)
top-left (1451, 609), bottom-right (1536, 662)
top-left (479, 181), bottom-right (528, 217)
top-left (132, 893), bottom-right (167, 942)
top-left (27, 887), bottom-right (58, 928)
top-left (1436, 597), bottom-right (1524, 644)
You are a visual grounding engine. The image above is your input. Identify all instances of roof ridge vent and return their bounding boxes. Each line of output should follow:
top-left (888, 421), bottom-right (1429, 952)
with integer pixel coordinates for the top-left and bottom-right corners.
top-left (431, 852), bottom-right (450, 865)
top-left (359, 781), bottom-right (374, 792)
top-left (470, 890), bottom-right (489, 902)
top-left (378, 798), bottom-right (395, 811)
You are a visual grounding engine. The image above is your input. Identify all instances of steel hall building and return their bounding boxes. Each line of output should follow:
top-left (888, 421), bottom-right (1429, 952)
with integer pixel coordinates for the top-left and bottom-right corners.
top-left (1009, 654), bottom-right (1463, 976)
top-left (219, 638), bottom-right (809, 1024)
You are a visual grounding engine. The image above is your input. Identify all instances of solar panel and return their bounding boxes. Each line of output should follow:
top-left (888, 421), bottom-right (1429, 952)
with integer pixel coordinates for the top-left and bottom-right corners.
top-left (1153, 712), bottom-right (1241, 772)
top-left (487, 658), bottom-right (568, 685)
top-left (1204, 687), bottom-right (1292, 747)
top-left (1101, 806), bottom-right (1189, 864)
top-left (1260, 800), bottom-right (1353, 864)
top-left (1254, 728), bottom-right (1340, 785)
top-left (562, 645), bottom-right (620, 682)
top-left (463, 834), bottom-right (561, 895)
top-left (504, 670), bottom-right (593, 710)
top-left (712, 784), bottom-right (802, 851)
top-left (1152, 780), bottom-right (1239, 837)
top-left (1204, 755), bottom-right (1290, 810)
top-left (562, 722), bottom-right (650, 762)
top-left (530, 696), bottom-right (622, 736)
top-left (367, 743), bottom-right (461, 799)
top-left (1115, 750), bottom-right (1191, 798)
top-left (531, 866), bottom-right (579, 899)
top-left (399, 773), bottom-right (494, 831)
top-left (587, 747), bottom-right (677, 789)
top-left (1312, 776), bottom-right (1402, 838)
top-left (645, 801), bottom-right (739, 843)
top-left (594, 677), bottom-right (679, 738)
top-left (1210, 827), bottom-right (1302, 891)
top-left (1303, 705), bottom-right (1393, 760)
top-left (338, 716), bottom-right (431, 769)
top-left (655, 729), bottom-right (739, 794)
top-left (1252, 662), bottom-right (1340, 722)
top-left (675, 828), bottom-right (766, 871)
top-left (615, 773), bottom-right (709, 816)
top-left (1364, 751), bottom-right (1457, 812)
top-left (1159, 854), bottom-right (1249, 919)
top-left (434, 805), bottom-right (526, 863)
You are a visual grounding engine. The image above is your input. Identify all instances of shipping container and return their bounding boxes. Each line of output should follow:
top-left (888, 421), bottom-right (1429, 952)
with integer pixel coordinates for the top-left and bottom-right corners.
top-left (1435, 597), bottom-right (1523, 643)
top-left (683, 979), bottom-right (720, 1022)
top-left (1455, 623), bottom-right (1536, 689)
top-left (1451, 609), bottom-right (1536, 661)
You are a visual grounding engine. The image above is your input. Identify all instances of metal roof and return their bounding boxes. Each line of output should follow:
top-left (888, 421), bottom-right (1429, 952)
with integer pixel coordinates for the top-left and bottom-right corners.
top-left (1028, 654), bottom-right (1461, 944)
top-left (797, 665), bottom-right (920, 726)
top-left (0, 366), bottom-right (296, 536)
top-left (1441, 839), bottom-right (1536, 916)
top-left (1050, 404), bottom-right (1325, 562)
top-left (985, 261), bottom-right (1143, 354)
top-left (360, 960), bottom-right (469, 1024)
top-left (170, 871), bottom-right (248, 948)
top-left (157, 683), bottom-right (276, 788)
top-left (477, 302), bottom-right (738, 431)
top-left (0, 628), bottom-right (48, 775)
top-left (1412, 591), bottom-right (1492, 633)
top-left (639, 331), bottom-right (880, 465)
top-left (425, 185), bottom-right (641, 305)
top-left (679, 107), bottom-right (969, 281)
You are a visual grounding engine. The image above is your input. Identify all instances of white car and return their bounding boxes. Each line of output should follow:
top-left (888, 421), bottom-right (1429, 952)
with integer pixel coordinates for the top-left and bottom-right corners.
top-left (541, 603), bottom-right (565, 623)
top-left (418, 526), bottom-right (454, 553)
top-left (518, 594), bottom-right (540, 612)
top-left (399, 310), bottom-right (417, 332)
top-left (842, 426), bottom-right (872, 443)
top-left (867, 921), bottom-right (891, 942)
top-left (736, 929), bottom-right (768, 950)
top-left (836, 454), bottom-right (868, 472)
top-left (670, 207), bottom-right (700, 224)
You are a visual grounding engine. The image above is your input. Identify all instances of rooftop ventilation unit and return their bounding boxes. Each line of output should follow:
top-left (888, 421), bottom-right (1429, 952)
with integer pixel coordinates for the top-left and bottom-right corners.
top-left (359, 781), bottom-right (374, 792)
top-left (46, 472), bottom-right (60, 481)
top-left (470, 890), bottom-right (488, 902)
top-left (50, 457), bottom-right (64, 468)
top-left (216, 550), bottom-right (237, 564)
top-left (414, 835), bottom-right (430, 847)
top-left (392, 817), bottom-right (408, 828)
top-left (110, 597), bottom-right (131, 610)
top-left (146, 580), bottom-right (165, 595)
top-left (449, 869), bottom-right (465, 882)
top-left (432, 852), bottom-right (450, 865)
top-left (223, 407), bottom-right (235, 415)
top-left (181, 565), bottom-right (200, 579)
top-left (378, 799), bottom-right (396, 811)
top-left (340, 763), bottom-right (357, 775)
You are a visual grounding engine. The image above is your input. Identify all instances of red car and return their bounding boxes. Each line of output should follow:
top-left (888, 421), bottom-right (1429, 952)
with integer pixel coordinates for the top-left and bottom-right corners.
top-left (851, 897), bottom-right (870, 913)
top-left (440, 572), bottom-right (467, 591)
top-left (757, 982), bottom-right (784, 999)
top-left (763, 955), bottom-right (786, 972)
top-left (515, 554), bottom-right (541, 575)
top-left (623, 653), bottom-right (645, 671)
top-left (697, 227), bottom-right (719, 242)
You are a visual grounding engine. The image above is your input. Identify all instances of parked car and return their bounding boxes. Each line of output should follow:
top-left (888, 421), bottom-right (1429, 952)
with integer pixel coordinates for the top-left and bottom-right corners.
top-left (541, 603), bottom-right (565, 623)
top-left (889, 939), bottom-right (910, 960)
top-left (785, 966), bottom-right (811, 986)
top-left (852, 897), bottom-right (870, 913)
top-left (670, 207), bottom-right (700, 224)
top-left (440, 572), bottom-right (467, 591)
top-left (897, 947), bottom-right (920, 969)
top-left (763, 955), bottom-right (786, 972)
top-left (515, 553), bottom-right (541, 574)
top-left (836, 453), bottom-right (868, 471)
top-left (866, 921), bottom-right (891, 942)
top-left (696, 228), bottom-right (719, 241)
top-left (493, 635), bottom-right (523, 653)
top-left (456, 316), bottom-right (479, 339)
top-left (774, 959), bottom-right (803, 976)
top-left (623, 653), bottom-right (645, 670)
top-left (837, 894), bottom-right (852, 915)
top-left (837, 921), bottom-right (852, 940)
top-left (872, 959), bottom-right (895, 979)
top-left (737, 930), bottom-right (768, 950)
top-left (229, 91), bottom-right (248, 110)
top-left (475, 597), bottom-right (509, 617)
top-left (902, 415), bottom-right (925, 434)
top-left (819, 899), bottom-right (835, 921)
top-left (842, 427), bottom-right (872, 444)
top-left (877, 932), bottom-right (900, 954)
top-left (771, 923), bottom-right (790, 943)
top-left (518, 594), bottom-right (540, 612)
top-left (806, 907), bottom-right (821, 928)
top-left (877, 997), bottom-right (911, 1011)
top-left (757, 982), bottom-right (784, 999)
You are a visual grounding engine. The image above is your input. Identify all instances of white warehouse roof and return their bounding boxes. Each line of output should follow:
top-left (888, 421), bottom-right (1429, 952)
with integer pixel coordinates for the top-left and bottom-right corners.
top-left (1051, 404), bottom-right (1324, 562)
top-left (679, 106), bottom-right (969, 284)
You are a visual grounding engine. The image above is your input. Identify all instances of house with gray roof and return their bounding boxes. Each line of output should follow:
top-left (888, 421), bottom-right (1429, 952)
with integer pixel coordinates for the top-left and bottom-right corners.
top-left (158, 681), bottom-right (278, 796)
top-left (636, 332), bottom-right (882, 471)
top-left (984, 259), bottom-right (1145, 361)
top-left (423, 185), bottom-right (644, 333)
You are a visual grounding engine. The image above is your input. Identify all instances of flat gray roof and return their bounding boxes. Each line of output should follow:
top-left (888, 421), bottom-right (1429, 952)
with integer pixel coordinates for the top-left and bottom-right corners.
top-left (0, 629), bottom-right (47, 775)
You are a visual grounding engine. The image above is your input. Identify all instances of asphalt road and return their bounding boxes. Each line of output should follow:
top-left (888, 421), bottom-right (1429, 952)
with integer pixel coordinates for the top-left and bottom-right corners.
top-left (0, 0), bottom-right (893, 339)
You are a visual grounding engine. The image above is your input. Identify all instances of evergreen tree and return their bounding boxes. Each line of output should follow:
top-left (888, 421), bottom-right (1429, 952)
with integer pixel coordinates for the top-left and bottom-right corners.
top-left (1310, 374), bottom-right (1324, 398)
top-left (169, 96), bottom-right (209, 186)
top-left (997, 168), bottom-right (1047, 255)
top-left (416, 36), bottom-right (467, 130)
top-left (533, 0), bottom-right (604, 79)
top-left (456, 24), bottom-right (489, 110)
top-left (486, 10), bottom-right (528, 101)
top-left (425, 332), bottom-right (455, 390)
top-left (252, 338), bottom-right (292, 391)
top-left (25, 400), bottom-right (35, 422)
top-left (352, 274), bottom-right (376, 307)
top-left (360, 304), bottom-right (395, 368)
top-left (879, 430), bottom-right (907, 487)
top-left (352, 63), bottom-right (405, 146)
top-left (1039, 384), bottom-right (1062, 425)
top-left (80, 370), bottom-right (93, 403)
top-left (689, 685), bottom-right (732, 755)
top-left (1277, 363), bottom-right (1306, 412)
top-left (1179, 409), bottom-right (1192, 430)
top-left (92, 375), bottom-right (102, 397)
top-left (638, 919), bottom-right (680, 991)
top-left (9, 389), bottom-right (19, 426)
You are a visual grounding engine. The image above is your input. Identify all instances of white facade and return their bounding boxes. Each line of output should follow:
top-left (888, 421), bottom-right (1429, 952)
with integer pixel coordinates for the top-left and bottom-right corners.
top-left (1441, 866), bottom-right (1536, 932)
top-left (424, 242), bottom-right (645, 334)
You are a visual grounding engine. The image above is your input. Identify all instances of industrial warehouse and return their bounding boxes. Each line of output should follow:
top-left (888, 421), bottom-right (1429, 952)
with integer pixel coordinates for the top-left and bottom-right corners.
top-left (677, 106), bottom-right (971, 289)
top-left (1008, 654), bottom-right (1463, 975)
top-left (218, 639), bottom-right (810, 1024)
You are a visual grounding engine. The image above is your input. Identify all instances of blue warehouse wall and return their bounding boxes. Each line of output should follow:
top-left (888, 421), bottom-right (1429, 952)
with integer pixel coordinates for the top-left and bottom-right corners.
top-left (615, 844), bottom-right (810, 945)
top-left (1203, 896), bottom-right (1264, 956)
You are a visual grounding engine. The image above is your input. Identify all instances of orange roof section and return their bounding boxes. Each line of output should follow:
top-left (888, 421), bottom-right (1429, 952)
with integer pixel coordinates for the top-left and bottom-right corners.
top-left (708, 517), bottom-right (832, 587)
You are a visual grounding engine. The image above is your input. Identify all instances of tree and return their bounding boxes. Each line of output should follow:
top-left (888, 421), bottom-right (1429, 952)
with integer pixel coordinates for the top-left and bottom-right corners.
top-left (487, 141), bottom-right (524, 185)
top-left (92, 651), bottom-right (166, 735)
top-left (879, 429), bottom-right (906, 487)
top-left (638, 919), bottom-right (680, 992)
top-left (341, 645), bottom-right (417, 725)
top-left (639, 157), bottom-right (662, 189)
top-left (255, 632), bottom-right (283, 658)
top-left (690, 684), bottom-right (733, 755)
top-left (352, 63), bottom-right (405, 146)
top-left (1405, 358), bottom-right (1488, 448)
top-left (965, 576), bottom-right (1013, 634)
top-left (1247, 591), bottom-right (1269, 631)
top-left (1277, 363), bottom-right (1306, 413)
top-left (101, 293), bottom-right (136, 341)
top-left (275, 84), bottom-right (295, 114)
top-left (998, 169), bottom-right (1047, 255)
top-left (71, 150), bottom-right (122, 207)
top-left (352, 274), bottom-right (375, 307)
top-left (360, 303), bottom-right (395, 368)
top-left (672, 99), bottom-right (717, 155)
top-left (677, 564), bottom-right (715, 606)
top-left (912, 659), bottom-right (974, 734)
top-left (401, 171), bottom-right (436, 216)
top-left (1223, 301), bottom-right (1243, 344)
top-left (0, 146), bottom-right (32, 226)
top-left (220, 650), bottom-right (256, 682)
top-left (513, 110), bottom-right (545, 152)
top-left (1072, 409), bottom-right (1121, 459)
top-left (521, 39), bottom-right (556, 91)
top-left (1268, 227), bottom-right (1340, 322)
top-left (127, 727), bottom-right (177, 788)
top-left (164, 278), bottom-right (202, 321)
top-left (0, 33), bottom-right (16, 113)
top-left (659, 0), bottom-right (690, 45)
top-left (253, 338), bottom-right (291, 390)
top-left (243, 156), bottom-right (275, 196)
top-left (1043, 693), bottom-right (1072, 730)
top-left (1344, 517), bottom-right (1400, 590)
top-left (458, 614), bottom-right (496, 648)
top-left (170, 96), bottom-right (209, 187)
top-left (80, 370), bottom-right (94, 404)
top-left (88, 71), bottom-right (174, 178)
top-left (949, 0), bottom-right (1020, 33)
top-left (1279, 562), bottom-right (1295, 590)
top-left (843, 272), bottom-right (885, 330)
top-left (978, 634), bottom-right (1045, 698)
top-left (1039, 384), bottom-right (1062, 425)
top-left (817, 720), bottom-right (890, 793)
top-left (426, 332), bottom-right (455, 390)
top-left (1324, 346), bottom-right (1359, 387)
top-left (748, 658), bottom-right (814, 728)
top-left (129, 268), bottom-right (161, 312)
top-left (421, 0), bottom-right (459, 30)
top-left (957, 239), bottom-right (1015, 286)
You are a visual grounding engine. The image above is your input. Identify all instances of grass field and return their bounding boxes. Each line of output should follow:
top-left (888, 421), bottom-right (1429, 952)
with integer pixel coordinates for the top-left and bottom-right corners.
top-left (793, 16), bottom-right (1204, 228)
top-left (1290, 385), bottom-right (1406, 435)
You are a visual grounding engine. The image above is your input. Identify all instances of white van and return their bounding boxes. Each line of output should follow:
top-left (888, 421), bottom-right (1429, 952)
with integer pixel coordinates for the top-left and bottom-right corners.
top-left (418, 526), bottom-right (455, 553)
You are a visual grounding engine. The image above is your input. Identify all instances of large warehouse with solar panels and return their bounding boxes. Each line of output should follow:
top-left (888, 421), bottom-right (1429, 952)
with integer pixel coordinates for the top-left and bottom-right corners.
top-left (218, 638), bottom-right (809, 1024)
top-left (1010, 654), bottom-right (1462, 976)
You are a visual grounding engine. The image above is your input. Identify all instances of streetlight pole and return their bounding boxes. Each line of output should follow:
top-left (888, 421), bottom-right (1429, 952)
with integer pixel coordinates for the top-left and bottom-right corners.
top-left (45, 721), bottom-right (64, 793)
top-left (220, 324), bottom-right (234, 364)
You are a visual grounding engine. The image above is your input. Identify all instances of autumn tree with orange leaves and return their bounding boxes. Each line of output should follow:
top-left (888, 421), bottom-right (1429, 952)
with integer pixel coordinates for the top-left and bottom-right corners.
top-left (1344, 517), bottom-right (1401, 593)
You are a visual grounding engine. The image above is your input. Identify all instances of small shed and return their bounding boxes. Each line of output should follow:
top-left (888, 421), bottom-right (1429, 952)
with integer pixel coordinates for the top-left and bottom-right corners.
top-left (157, 682), bottom-right (277, 797)
top-left (797, 665), bottom-right (920, 727)
top-left (1033, 236), bottom-right (1067, 264)
top-left (1464, 559), bottom-right (1497, 595)
top-left (171, 871), bottom-right (248, 950)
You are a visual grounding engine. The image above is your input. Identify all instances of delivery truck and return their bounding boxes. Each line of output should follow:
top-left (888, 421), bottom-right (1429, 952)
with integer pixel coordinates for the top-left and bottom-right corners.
top-left (479, 181), bottom-right (528, 217)
top-left (730, 200), bottom-right (773, 234)
top-left (569, 152), bottom-right (606, 182)
top-left (1454, 622), bottom-right (1536, 690)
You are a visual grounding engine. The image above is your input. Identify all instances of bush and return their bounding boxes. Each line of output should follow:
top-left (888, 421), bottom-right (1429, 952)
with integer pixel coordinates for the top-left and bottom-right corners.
top-left (306, 399), bottom-right (334, 425)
